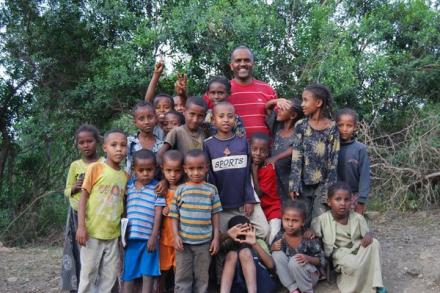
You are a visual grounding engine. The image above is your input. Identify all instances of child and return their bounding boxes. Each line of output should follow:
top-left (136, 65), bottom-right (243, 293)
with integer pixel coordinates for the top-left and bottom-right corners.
top-left (265, 98), bottom-right (304, 201)
top-left (126, 101), bottom-right (163, 174)
top-left (122, 149), bottom-right (165, 293)
top-left (169, 149), bottom-right (222, 293)
top-left (203, 102), bottom-right (269, 240)
top-left (76, 129), bottom-right (128, 292)
top-left (164, 110), bottom-right (185, 135)
top-left (312, 182), bottom-right (386, 293)
top-left (204, 76), bottom-right (245, 137)
top-left (271, 200), bottom-right (326, 293)
top-left (144, 60), bottom-right (174, 140)
top-left (289, 84), bottom-right (340, 227)
top-left (220, 216), bottom-right (277, 293)
top-left (159, 150), bottom-right (184, 292)
top-left (249, 132), bottom-right (282, 243)
top-left (173, 73), bottom-right (187, 113)
top-left (336, 108), bottom-right (371, 215)
top-left (157, 96), bottom-right (207, 160)
top-left (61, 124), bottom-right (103, 291)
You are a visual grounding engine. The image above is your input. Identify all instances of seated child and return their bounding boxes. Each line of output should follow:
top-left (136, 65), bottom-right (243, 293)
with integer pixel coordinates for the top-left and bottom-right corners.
top-left (336, 108), bottom-right (371, 214)
top-left (312, 182), bottom-right (387, 293)
top-left (220, 216), bottom-right (277, 293)
top-left (164, 110), bottom-right (185, 135)
top-left (157, 96), bottom-right (208, 161)
top-left (271, 200), bottom-right (325, 293)
top-left (204, 76), bottom-right (245, 137)
top-left (203, 102), bottom-right (269, 240)
top-left (158, 150), bottom-right (184, 292)
top-left (126, 101), bottom-right (163, 174)
top-left (249, 132), bottom-right (282, 243)
top-left (122, 149), bottom-right (165, 293)
top-left (76, 129), bottom-right (128, 292)
top-left (169, 149), bottom-right (222, 293)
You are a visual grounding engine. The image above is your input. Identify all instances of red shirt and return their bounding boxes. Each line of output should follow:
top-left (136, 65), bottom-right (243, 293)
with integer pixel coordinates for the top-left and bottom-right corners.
top-left (204, 79), bottom-right (277, 138)
top-left (257, 163), bottom-right (281, 220)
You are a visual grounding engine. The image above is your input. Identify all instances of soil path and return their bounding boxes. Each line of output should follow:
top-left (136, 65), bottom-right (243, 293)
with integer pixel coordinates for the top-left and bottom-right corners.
top-left (1, 210), bottom-right (439, 293)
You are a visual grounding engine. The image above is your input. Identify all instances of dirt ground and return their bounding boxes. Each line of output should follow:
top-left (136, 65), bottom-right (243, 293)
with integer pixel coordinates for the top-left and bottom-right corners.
top-left (1, 210), bottom-right (439, 293)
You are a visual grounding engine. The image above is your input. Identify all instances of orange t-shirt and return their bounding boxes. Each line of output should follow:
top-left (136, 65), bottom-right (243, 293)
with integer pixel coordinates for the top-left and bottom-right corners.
top-left (160, 189), bottom-right (175, 247)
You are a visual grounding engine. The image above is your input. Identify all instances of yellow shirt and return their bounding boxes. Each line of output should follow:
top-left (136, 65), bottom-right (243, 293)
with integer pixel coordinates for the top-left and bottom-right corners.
top-left (82, 161), bottom-right (128, 240)
top-left (64, 158), bottom-right (104, 210)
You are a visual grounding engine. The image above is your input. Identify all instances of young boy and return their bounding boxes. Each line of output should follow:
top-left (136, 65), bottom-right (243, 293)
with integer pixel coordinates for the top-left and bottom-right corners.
top-left (336, 108), bottom-right (371, 214)
top-left (169, 149), bottom-right (222, 293)
top-left (157, 96), bottom-right (207, 161)
top-left (76, 129), bottom-right (128, 293)
top-left (249, 132), bottom-right (282, 243)
top-left (164, 110), bottom-right (185, 135)
top-left (203, 102), bottom-right (269, 239)
top-left (122, 149), bottom-right (165, 293)
top-left (159, 150), bottom-right (184, 292)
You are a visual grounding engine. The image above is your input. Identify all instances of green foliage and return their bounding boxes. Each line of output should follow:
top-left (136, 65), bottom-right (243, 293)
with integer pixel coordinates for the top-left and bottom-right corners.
top-left (0, 0), bottom-right (439, 244)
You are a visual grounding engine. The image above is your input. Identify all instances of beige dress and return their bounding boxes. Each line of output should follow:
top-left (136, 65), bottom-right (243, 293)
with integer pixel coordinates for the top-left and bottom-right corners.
top-left (312, 211), bottom-right (383, 293)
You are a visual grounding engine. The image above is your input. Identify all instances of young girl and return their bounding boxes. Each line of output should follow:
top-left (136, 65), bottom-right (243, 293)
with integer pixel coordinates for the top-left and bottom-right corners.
top-left (312, 182), bottom-right (386, 293)
top-left (158, 150), bottom-right (184, 292)
top-left (271, 200), bottom-right (326, 293)
top-left (61, 124), bottom-right (102, 291)
top-left (289, 84), bottom-right (339, 227)
top-left (204, 76), bottom-right (246, 137)
top-left (220, 216), bottom-right (277, 293)
top-left (265, 98), bottom-right (304, 202)
top-left (126, 101), bottom-right (163, 175)
top-left (336, 108), bottom-right (371, 215)
top-left (122, 149), bottom-right (165, 293)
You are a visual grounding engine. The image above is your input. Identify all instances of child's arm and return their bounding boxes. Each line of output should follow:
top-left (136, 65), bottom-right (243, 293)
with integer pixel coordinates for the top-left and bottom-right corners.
top-left (172, 218), bottom-right (183, 252)
top-left (64, 163), bottom-right (83, 197)
top-left (240, 225), bottom-right (274, 270)
top-left (76, 189), bottom-right (90, 246)
top-left (156, 143), bottom-right (171, 165)
top-left (293, 254), bottom-right (320, 266)
top-left (289, 122), bottom-right (304, 199)
top-left (147, 206), bottom-right (163, 252)
top-left (144, 60), bottom-right (164, 103)
top-left (356, 146), bottom-right (371, 214)
top-left (175, 73), bottom-right (187, 101)
top-left (251, 164), bottom-right (263, 197)
top-left (322, 126), bottom-right (340, 197)
top-left (266, 147), bottom-right (292, 165)
top-left (209, 212), bottom-right (220, 256)
top-left (264, 99), bottom-right (278, 116)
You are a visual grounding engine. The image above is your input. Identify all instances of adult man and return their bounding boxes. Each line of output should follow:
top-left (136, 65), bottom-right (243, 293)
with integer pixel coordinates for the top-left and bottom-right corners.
top-left (228, 46), bottom-right (277, 138)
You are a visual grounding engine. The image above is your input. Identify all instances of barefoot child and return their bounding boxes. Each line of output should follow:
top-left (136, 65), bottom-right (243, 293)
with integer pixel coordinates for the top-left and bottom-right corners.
top-left (336, 108), bottom-right (371, 214)
top-left (158, 150), bottom-right (184, 292)
top-left (289, 84), bottom-right (340, 226)
top-left (220, 216), bottom-right (276, 293)
top-left (76, 129), bottom-right (128, 292)
top-left (249, 132), bottom-right (282, 243)
top-left (126, 101), bottom-right (163, 174)
top-left (312, 182), bottom-right (386, 293)
top-left (169, 149), bottom-right (222, 293)
top-left (271, 200), bottom-right (325, 293)
top-left (61, 124), bottom-right (102, 291)
top-left (122, 149), bottom-right (165, 293)
top-left (265, 98), bottom-right (304, 201)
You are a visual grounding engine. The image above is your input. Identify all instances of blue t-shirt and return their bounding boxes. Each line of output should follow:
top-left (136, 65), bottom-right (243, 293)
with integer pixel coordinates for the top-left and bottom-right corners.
top-left (204, 135), bottom-right (257, 209)
top-left (126, 179), bottom-right (166, 240)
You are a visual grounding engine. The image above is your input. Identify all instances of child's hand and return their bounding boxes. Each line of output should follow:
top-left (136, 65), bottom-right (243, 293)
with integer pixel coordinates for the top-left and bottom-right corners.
top-left (147, 237), bottom-right (157, 252)
top-left (209, 236), bottom-right (219, 256)
top-left (289, 191), bottom-right (299, 200)
top-left (175, 73), bottom-right (187, 96)
top-left (153, 59), bottom-right (164, 75)
top-left (294, 253), bottom-right (309, 265)
top-left (244, 203), bottom-right (255, 217)
top-left (239, 225), bottom-right (256, 246)
top-left (355, 203), bottom-right (366, 215)
top-left (72, 175), bottom-right (84, 195)
top-left (276, 98), bottom-right (293, 111)
top-left (76, 226), bottom-right (88, 246)
top-left (361, 233), bottom-right (373, 247)
top-left (303, 228), bottom-right (316, 240)
top-left (227, 224), bottom-right (245, 241)
top-left (265, 156), bottom-right (277, 166)
top-left (155, 179), bottom-right (168, 196)
top-left (271, 239), bottom-right (282, 252)
top-left (174, 235), bottom-right (184, 252)
top-left (162, 206), bottom-right (170, 216)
